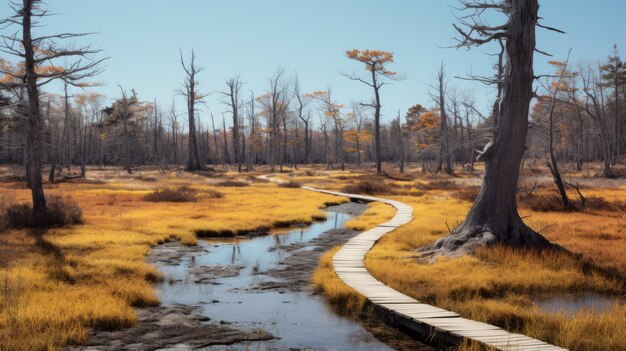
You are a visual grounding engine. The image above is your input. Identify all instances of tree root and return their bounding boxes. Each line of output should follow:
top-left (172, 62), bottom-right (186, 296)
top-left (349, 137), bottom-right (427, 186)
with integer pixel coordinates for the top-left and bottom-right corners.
top-left (417, 221), bottom-right (566, 260)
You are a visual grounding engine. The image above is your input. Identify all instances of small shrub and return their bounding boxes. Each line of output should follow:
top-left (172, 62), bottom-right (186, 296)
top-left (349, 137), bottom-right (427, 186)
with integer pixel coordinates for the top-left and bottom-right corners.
top-left (3, 203), bottom-right (31, 228)
top-left (520, 193), bottom-right (565, 212)
top-left (416, 180), bottom-right (457, 190)
top-left (143, 187), bottom-right (198, 202)
top-left (456, 186), bottom-right (480, 202)
top-left (215, 180), bottom-right (249, 187)
top-left (383, 171), bottom-right (416, 181)
top-left (0, 193), bottom-right (15, 229)
top-left (138, 174), bottom-right (158, 182)
top-left (341, 180), bottom-right (390, 195)
top-left (46, 195), bottom-right (83, 226)
top-left (200, 189), bottom-right (224, 199)
top-left (278, 180), bottom-right (301, 188)
top-left (2, 195), bottom-right (83, 229)
top-left (584, 196), bottom-right (626, 212)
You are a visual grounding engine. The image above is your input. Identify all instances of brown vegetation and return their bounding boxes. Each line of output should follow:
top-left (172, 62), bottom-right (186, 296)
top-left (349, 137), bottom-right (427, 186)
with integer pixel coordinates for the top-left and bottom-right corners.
top-left (1, 195), bottom-right (83, 229)
top-left (215, 180), bottom-right (249, 187)
top-left (278, 180), bottom-right (302, 188)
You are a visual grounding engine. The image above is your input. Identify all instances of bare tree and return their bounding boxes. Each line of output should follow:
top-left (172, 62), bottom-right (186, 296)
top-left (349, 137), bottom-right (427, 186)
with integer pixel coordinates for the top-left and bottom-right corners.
top-left (344, 49), bottom-right (398, 174)
top-left (534, 55), bottom-right (578, 209)
top-left (219, 75), bottom-right (243, 172)
top-left (103, 87), bottom-right (141, 174)
top-left (178, 49), bottom-right (203, 171)
top-left (432, 64), bottom-right (453, 174)
top-left (0, 0), bottom-right (105, 221)
top-left (394, 111), bottom-right (406, 173)
top-left (600, 45), bottom-right (625, 162)
top-left (422, 0), bottom-right (559, 256)
top-left (307, 90), bottom-right (346, 170)
top-left (294, 75), bottom-right (312, 164)
top-left (581, 66), bottom-right (615, 177)
top-left (256, 68), bottom-right (289, 172)
top-left (168, 104), bottom-right (180, 165)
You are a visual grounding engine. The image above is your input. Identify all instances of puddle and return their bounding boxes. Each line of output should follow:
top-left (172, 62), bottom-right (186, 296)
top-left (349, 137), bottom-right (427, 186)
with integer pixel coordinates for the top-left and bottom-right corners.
top-left (155, 209), bottom-right (433, 350)
top-left (534, 292), bottom-right (622, 316)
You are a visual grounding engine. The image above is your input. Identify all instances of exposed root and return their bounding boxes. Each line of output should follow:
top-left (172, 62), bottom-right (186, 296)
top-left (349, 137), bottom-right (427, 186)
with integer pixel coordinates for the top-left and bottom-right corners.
top-left (418, 221), bottom-right (565, 260)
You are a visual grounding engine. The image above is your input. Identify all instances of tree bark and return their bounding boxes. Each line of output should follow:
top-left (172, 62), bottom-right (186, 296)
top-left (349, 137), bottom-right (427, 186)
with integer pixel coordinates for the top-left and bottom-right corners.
top-left (421, 0), bottom-right (553, 257)
top-left (372, 69), bottom-right (382, 174)
top-left (22, 0), bottom-right (47, 221)
top-left (436, 65), bottom-right (452, 174)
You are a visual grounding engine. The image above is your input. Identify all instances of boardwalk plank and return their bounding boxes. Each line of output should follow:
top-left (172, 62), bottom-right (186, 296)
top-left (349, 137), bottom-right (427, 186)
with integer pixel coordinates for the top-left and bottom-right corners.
top-left (276, 177), bottom-right (568, 351)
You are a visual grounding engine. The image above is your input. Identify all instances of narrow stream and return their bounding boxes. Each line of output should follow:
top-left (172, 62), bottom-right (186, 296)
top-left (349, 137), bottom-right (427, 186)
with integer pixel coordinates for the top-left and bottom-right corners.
top-left (155, 209), bottom-right (431, 350)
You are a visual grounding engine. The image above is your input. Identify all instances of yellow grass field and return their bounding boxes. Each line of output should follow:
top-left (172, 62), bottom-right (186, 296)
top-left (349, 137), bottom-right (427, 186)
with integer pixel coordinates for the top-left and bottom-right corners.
top-left (305, 166), bottom-right (626, 351)
top-left (0, 168), bottom-right (346, 350)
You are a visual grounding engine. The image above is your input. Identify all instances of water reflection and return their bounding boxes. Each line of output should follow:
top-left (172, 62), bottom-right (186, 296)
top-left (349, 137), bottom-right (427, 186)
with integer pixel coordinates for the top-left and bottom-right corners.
top-left (155, 210), bottom-right (407, 350)
top-left (534, 292), bottom-right (622, 315)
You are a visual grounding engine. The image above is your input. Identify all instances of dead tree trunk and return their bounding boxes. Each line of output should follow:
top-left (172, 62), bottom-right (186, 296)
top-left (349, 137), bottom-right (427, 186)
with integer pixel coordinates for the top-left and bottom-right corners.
top-left (421, 0), bottom-right (553, 257)
top-left (179, 50), bottom-right (203, 171)
top-left (220, 76), bottom-right (243, 172)
top-left (22, 1), bottom-right (47, 220)
top-left (582, 71), bottom-right (615, 178)
top-left (222, 114), bottom-right (231, 165)
top-left (547, 105), bottom-right (573, 209)
top-left (436, 64), bottom-right (452, 174)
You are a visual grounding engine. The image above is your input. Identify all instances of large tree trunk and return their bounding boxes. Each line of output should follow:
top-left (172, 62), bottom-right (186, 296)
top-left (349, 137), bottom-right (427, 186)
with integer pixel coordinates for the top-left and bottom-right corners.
top-left (186, 103), bottom-right (201, 171)
top-left (184, 58), bottom-right (202, 171)
top-left (22, 0), bottom-right (47, 221)
top-left (421, 0), bottom-right (553, 257)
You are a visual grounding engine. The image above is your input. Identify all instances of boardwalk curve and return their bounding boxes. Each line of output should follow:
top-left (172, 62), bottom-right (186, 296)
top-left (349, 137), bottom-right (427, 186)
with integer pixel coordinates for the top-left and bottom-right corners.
top-left (264, 175), bottom-right (566, 351)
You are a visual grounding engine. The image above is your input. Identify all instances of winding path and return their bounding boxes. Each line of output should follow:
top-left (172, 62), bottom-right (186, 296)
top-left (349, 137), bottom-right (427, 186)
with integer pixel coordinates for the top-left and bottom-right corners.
top-left (264, 175), bottom-right (566, 351)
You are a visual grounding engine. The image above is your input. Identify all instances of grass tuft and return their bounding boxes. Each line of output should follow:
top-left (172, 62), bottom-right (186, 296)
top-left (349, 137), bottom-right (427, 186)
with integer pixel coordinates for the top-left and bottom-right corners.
top-left (215, 180), bottom-right (249, 187)
top-left (278, 180), bottom-right (302, 188)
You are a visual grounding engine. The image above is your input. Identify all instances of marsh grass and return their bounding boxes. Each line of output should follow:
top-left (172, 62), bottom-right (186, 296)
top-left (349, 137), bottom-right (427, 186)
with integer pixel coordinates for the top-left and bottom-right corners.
top-left (215, 180), bottom-right (249, 187)
top-left (312, 247), bottom-right (367, 314)
top-left (307, 170), bottom-right (626, 351)
top-left (0, 169), bottom-right (347, 350)
top-left (1, 195), bottom-right (83, 229)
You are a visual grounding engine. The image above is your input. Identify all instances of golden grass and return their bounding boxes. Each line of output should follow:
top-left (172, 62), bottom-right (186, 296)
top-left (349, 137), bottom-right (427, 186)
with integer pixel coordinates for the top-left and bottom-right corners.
top-left (0, 169), bottom-right (347, 351)
top-left (344, 201), bottom-right (396, 231)
top-left (312, 246), bottom-right (367, 314)
top-left (307, 168), bottom-right (626, 351)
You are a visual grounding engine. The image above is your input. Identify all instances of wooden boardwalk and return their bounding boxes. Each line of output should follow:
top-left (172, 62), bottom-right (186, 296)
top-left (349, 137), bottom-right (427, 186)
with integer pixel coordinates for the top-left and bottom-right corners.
top-left (296, 184), bottom-right (568, 351)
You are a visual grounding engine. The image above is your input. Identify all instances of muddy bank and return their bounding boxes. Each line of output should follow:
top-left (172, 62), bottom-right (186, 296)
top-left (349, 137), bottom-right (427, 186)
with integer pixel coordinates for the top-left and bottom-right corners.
top-left (252, 201), bottom-right (367, 292)
top-left (67, 304), bottom-right (273, 351)
top-left (68, 243), bottom-right (275, 351)
top-left (251, 202), bottom-right (437, 351)
top-left (73, 202), bottom-right (433, 350)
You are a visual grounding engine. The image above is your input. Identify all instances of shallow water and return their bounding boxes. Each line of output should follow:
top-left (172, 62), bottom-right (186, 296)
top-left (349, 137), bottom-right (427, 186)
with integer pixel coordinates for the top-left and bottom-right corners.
top-left (155, 210), bottom-right (430, 350)
top-left (534, 292), bottom-right (622, 316)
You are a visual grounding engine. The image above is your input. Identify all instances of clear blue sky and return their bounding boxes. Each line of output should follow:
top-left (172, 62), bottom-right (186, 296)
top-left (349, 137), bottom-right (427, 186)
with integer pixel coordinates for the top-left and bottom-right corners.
top-left (2, 0), bottom-right (625, 128)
